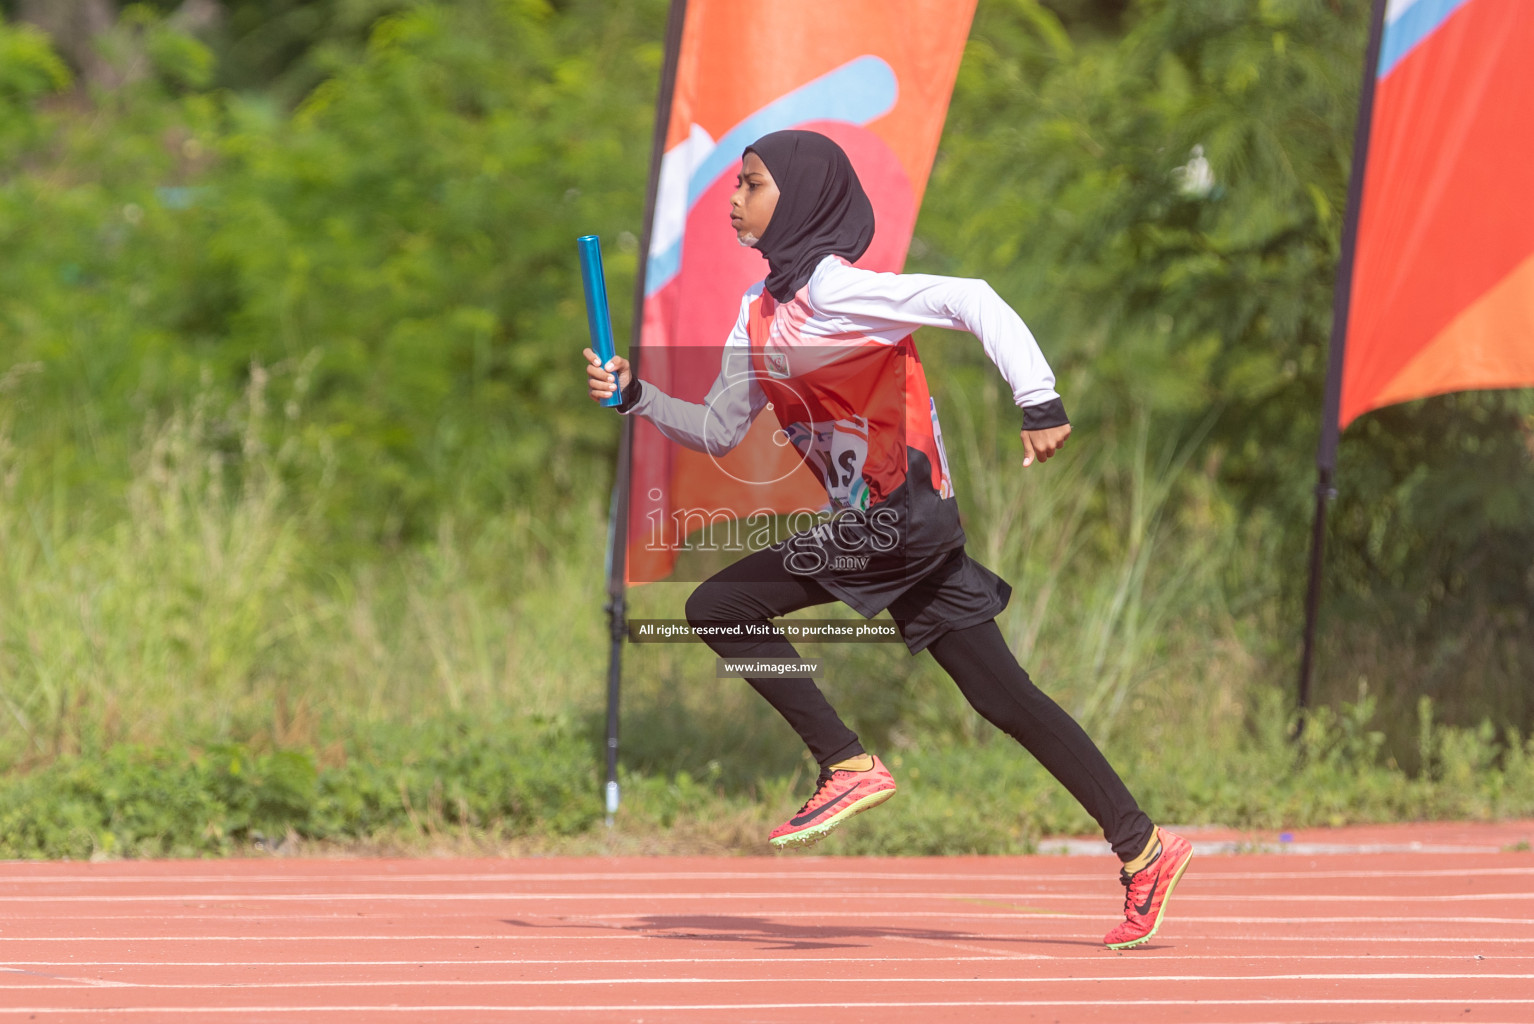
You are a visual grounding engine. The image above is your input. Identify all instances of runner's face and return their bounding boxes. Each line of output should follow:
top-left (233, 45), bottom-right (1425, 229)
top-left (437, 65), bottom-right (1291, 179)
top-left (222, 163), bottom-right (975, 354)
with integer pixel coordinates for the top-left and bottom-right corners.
top-left (730, 152), bottom-right (779, 246)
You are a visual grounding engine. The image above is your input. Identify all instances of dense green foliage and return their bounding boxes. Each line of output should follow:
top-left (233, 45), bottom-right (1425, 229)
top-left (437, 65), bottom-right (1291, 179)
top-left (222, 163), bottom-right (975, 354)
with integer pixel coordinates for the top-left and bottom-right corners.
top-left (924, 0), bottom-right (1534, 731)
top-left (3, 694), bottom-right (1532, 859)
top-left (0, 713), bottom-right (598, 857)
top-left (0, 0), bottom-right (1530, 856)
top-left (3, 0), bottom-right (660, 548)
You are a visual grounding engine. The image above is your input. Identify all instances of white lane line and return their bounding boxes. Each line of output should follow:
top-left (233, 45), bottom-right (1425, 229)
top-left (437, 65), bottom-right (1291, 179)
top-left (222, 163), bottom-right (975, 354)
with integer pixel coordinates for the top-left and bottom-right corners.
top-left (7, 953), bottom-right (1529, 967)
top-left (5, 928), bottom-right (1532, 945)
top-left (1, 914), bottom-right (447, 923)
top-left (1168, 934), bottom-right (1534, 944)
top-left (1187, 894), bottom-right (1534, 903)
top-left (0, 891), bottom-right (1091, 903)
top-left (0, 957), bottom-right (1018, 968)
top-left (3, 972), bottom-right (1533, 989)
top-left (562, 910), bottom-right (1534, 924)
top-left (0, 935), bottom-right (645, 943)
top-left (5, 897), bottom-right (1530, 927)
top-left (3, 903), bottom-right (1523, 930)
top-left (1168, 867), bottom-right (1534, 881)
top-left (4, 998), bottom-right (1533, 1014)
top-left (5, 909), bottom-right (1534, 935)
top-left (2, 890), bottom-right (1529, 904)
top-left (0, 967), bottom-right (130, 989)
top-left (1, 866), bottom-right (1530, 885)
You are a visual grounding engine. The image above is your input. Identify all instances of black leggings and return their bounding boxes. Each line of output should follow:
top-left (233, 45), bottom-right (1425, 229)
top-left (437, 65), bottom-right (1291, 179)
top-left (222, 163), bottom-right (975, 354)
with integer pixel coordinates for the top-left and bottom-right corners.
top-left (685, 549), bottom-right (1155, 861)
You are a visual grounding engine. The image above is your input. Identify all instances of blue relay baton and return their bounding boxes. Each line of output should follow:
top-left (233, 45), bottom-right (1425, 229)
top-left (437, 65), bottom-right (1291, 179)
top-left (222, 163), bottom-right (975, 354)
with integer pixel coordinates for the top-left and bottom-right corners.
top-left (577, 235), bottom-right (623, 408)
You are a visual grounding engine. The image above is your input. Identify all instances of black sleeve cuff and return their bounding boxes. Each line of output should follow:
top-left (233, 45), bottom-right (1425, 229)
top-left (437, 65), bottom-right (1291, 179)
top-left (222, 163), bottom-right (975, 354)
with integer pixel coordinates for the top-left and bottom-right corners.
top-left (616, 377), bottom-right (644, 413)
top-left (1021, 397), bottom-right (1069, 430)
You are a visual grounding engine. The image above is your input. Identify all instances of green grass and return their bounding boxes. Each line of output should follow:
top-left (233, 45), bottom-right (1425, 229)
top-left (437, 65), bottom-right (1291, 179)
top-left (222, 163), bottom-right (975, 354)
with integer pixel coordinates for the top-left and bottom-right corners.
top-left (0, 371), bottom-right (609, 766)
top-left (3, 372), bottom-right (1532, 860)
top-left (4, 692), bottom-right (1531, 860)
top-left (0, 714), bottom-right (600, 859)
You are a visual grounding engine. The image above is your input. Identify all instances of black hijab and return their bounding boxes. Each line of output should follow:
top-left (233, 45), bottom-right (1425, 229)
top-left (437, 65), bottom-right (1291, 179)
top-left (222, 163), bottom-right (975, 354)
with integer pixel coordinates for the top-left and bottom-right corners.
top-left (745, 130), bottom-right (875, 303)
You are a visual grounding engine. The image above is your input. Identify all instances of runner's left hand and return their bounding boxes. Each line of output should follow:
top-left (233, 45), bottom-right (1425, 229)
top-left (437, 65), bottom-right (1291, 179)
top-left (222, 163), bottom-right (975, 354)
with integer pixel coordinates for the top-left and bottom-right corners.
top-left (1020, 424), bottom-right (1070, 467)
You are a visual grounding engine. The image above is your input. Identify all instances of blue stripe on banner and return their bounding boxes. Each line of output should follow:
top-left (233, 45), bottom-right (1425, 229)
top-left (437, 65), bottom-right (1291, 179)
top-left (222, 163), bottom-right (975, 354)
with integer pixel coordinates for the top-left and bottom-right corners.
top-left (646, 236), bottom-right (683, 297)
top-left (645, 56), bottom-right (898, 297)
top-left (685, 56), bottom-right (898, 209)
top-left (1378, 0), bottom-right (1476, 78)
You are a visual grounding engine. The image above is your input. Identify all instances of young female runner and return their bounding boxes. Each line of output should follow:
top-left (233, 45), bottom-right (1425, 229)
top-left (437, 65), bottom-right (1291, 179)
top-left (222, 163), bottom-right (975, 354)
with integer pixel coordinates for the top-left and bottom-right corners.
top-left (584, 130), bottom-right (1191, 948)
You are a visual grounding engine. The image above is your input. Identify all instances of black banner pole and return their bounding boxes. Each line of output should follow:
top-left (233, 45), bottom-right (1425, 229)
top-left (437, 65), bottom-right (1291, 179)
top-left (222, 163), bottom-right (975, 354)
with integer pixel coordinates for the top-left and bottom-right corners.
top-left (602, 445), bottom-right (628, 827)
top-left (1298, 0), bottom-right (1389, 726)
top-left (602, 0), bottom-right (689, 826)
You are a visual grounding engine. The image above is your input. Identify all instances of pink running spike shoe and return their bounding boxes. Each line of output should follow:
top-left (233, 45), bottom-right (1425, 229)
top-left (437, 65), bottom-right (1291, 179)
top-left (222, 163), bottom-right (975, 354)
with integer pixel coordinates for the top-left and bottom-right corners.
top-left (1104, 827), bottom-right (1194, 949)
top-left (768, 756), bottom-right (897, 849)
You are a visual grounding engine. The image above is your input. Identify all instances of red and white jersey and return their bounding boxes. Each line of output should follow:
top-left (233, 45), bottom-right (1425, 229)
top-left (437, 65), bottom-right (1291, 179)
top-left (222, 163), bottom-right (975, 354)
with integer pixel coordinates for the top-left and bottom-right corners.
top-left (627, 255), bottom-right (1060, 520)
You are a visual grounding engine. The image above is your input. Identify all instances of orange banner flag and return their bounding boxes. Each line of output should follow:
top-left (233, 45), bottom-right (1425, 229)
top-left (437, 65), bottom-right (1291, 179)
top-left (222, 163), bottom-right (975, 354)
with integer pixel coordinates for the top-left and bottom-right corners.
top-left (628, 0), bottom-right (977, 583)
top-left (1340, 0), bottom-right (1534, 428)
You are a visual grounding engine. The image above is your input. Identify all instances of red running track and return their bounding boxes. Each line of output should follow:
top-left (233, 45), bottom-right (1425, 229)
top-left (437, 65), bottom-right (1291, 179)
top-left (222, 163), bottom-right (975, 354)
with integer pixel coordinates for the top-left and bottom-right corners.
top-left (2, 821), bottom-right (1532, 1023)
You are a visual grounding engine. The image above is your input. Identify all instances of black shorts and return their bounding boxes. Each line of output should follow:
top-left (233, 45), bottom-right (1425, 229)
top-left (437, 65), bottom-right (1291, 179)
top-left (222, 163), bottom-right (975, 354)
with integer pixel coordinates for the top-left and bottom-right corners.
top-left (724, 537), bottom-right (1011, 654)
top-left (878, 546), bottom-right (1012, 652)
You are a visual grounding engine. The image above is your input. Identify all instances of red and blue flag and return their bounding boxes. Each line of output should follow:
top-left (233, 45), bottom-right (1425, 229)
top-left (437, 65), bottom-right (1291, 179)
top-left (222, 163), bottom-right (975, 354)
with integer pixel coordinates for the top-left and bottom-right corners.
top-left (1340, 0), bottom-right (1534, 427)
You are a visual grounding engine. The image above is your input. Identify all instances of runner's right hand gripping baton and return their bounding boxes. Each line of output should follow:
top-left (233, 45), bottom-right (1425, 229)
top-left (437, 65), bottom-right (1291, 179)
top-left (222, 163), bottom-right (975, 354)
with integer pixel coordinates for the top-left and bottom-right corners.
top-left (577, 235), bottom-right (623, 409)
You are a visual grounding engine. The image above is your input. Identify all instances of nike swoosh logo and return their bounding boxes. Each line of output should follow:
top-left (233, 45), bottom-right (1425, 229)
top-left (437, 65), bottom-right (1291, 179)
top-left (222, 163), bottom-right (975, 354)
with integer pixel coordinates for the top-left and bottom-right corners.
top-left (1131, 843), bottom-right (1165, 915)
top-left (790, 786), bottom-right (861, 827)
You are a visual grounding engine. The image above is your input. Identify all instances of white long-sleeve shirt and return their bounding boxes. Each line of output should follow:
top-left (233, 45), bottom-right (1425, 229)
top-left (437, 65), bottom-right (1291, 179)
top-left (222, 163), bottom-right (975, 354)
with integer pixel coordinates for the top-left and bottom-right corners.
top-left (624, 255), bottom-right (1061, 512)
top-left (625, 256), bottom-right (1059, 452)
